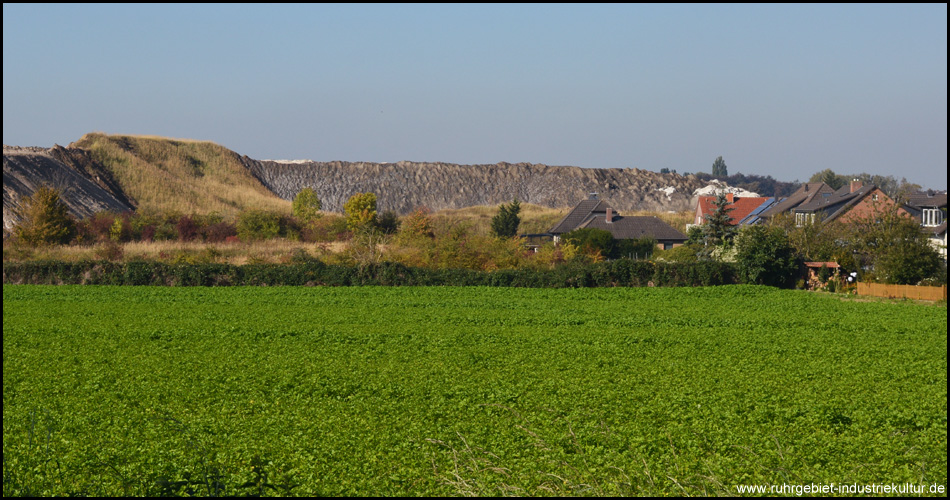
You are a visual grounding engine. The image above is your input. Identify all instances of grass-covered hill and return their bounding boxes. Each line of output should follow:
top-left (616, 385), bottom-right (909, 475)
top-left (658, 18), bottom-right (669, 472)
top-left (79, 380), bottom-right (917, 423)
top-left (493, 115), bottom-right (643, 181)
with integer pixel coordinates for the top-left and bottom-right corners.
top-left (69, 133), bottom-right (291, 217)
top-left (5, 132), bottom-right (703, 236)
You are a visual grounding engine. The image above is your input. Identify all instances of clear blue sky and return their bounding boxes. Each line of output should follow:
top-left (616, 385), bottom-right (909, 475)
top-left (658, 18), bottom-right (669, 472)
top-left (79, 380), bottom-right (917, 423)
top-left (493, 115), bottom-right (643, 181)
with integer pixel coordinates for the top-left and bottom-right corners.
top-left (4, 4), bottom-right (947, 189)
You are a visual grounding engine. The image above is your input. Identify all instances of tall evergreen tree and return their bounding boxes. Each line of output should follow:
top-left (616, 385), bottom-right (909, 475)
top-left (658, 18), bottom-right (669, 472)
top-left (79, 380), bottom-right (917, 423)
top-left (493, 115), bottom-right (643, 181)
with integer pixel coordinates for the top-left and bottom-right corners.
top-left (702, 191), bottom-right (736, 248)
top-left (490, 199), bottom-right (521, 238)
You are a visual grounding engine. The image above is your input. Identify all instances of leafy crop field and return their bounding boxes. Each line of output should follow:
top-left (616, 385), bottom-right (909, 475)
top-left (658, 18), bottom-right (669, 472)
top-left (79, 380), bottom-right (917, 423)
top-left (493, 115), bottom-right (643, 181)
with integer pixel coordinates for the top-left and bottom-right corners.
top-left (3, 285), bottom-right (946, 496)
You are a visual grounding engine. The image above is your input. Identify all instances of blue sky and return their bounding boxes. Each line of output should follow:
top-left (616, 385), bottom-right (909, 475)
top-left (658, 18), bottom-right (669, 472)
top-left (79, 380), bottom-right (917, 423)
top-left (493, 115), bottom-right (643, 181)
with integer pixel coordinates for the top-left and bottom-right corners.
top-left (3, 4), bottom-right (947, 189)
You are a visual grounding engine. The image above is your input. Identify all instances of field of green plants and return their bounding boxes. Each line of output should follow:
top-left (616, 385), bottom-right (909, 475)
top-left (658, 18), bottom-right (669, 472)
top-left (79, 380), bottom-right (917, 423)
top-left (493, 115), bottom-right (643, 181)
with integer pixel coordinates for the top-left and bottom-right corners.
top-left (3, 285), bottom-right (946, 496)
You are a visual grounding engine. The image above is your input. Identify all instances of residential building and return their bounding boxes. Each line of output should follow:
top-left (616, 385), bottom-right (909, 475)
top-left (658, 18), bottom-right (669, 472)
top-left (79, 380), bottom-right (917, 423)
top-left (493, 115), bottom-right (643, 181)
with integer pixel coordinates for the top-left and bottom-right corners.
top-left (691, 193), bottom-right (778, 228)
top-left (547, 194), bottom-right (687, 250)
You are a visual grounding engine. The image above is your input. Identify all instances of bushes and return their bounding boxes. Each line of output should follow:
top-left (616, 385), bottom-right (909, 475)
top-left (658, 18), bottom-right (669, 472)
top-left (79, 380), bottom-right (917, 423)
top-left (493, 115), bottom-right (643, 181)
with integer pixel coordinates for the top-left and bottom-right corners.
top-left (3, 260), bottom-right (739, 288)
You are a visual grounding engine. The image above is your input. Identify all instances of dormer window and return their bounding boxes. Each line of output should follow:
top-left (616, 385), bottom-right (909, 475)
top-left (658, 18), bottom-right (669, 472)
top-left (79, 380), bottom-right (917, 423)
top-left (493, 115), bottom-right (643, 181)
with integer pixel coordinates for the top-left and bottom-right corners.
top-left (795, 212), bottom-right (816, 227)
top-left (922, 208), bottom-right (943, 227)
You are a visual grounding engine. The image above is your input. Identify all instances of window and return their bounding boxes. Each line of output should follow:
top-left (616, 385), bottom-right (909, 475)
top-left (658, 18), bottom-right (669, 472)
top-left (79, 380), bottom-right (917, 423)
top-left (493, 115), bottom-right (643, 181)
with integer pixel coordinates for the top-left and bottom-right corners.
top-left (922, 208), bottom-right (943, 227)
top-left (795, 212), bottom-right (816, 227)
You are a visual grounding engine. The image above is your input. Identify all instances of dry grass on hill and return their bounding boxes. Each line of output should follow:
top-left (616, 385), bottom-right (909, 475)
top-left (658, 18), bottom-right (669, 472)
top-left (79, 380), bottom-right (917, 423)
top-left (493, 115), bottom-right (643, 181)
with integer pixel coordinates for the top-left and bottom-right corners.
top-left (70, 133), bottom-right (290, 218)
top-left (430, 203), bottom-right (569, 236)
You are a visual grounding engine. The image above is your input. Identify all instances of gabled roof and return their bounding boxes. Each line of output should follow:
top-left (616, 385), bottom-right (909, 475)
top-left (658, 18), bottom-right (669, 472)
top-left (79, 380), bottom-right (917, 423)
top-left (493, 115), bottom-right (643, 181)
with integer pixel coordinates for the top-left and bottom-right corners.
top-left (737, 197), bottom-right (779, 225)
top-left (695, 196), bottom-right (774, 226)
top-left (578, 215), bottom-right (687, 242)
top-left (549, 199), bottom-right (609, 234)
top-left (905, 190), bottom-right (947, 209)
top-left (795, 183), bottom-right (886, 222)
top-left (757, 182), bottom-right (836, 219)
top-left (549, 197), bottom-right (686, 242)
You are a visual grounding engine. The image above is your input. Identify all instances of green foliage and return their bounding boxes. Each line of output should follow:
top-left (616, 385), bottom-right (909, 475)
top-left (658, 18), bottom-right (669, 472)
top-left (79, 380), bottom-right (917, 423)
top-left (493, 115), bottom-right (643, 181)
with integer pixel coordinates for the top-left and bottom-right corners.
top-left (818, 263), bottom-right (831, 283)
top-left (291, 187), bottom-right (322, 223)
top-left (236, 209), bottom-right (283, 241)
top-left (12, 186), bottom-right (76, 247)
top-left (4, 285), bottom-right (945, 496)
top-left (614, 237), bottom-right (657, 260)
top-left (701, 192), bottom-right (736, 256)
top-left (735, 225), bottom-right (799, 288)
top-left (489, 199), bottom-right (521, 238)
top-left (3, 259), bottom-right (740, 287)
top-left (844, 203), bottom-right (942, 284)
top-left (810, 168), bottom-right (847, 190)
top-left (807, 169), bottom-right (922, 199)
top-left (376, 210), bottom-right (400, 235)
top-left (344, 192), bottom-right (378, 232)
top-left (655, 243), bottom-right (701, 263)
top-left (711, 156), bottom-right (728, 177)
top-left (562, 227), bottom-right (614, 258)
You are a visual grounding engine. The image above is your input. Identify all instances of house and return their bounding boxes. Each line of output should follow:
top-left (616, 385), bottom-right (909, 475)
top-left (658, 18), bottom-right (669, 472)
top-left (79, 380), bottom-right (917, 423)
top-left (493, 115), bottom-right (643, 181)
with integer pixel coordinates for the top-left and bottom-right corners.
top-left (791, 180), bottom-right (909, 226)
top-left (548, 194), bottom-right (687, 250)
top-left (692, 193), bottom-right (777, 227)
top-left (755, 182), bottom-right (838, 224)
top-left (927, 221), bottom-right (947, 262)
top-left (896, 190), bottom-right (948, 263)
top-left (903, 190), bottom-right (947, 228)
top-left (757, 180), bottom-right (908, 226)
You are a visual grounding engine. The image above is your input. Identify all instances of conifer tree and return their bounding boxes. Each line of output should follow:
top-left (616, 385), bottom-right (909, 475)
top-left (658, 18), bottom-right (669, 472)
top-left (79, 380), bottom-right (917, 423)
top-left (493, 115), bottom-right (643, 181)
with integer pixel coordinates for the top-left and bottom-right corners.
top-left (12, 185), bottom-right (76, 246)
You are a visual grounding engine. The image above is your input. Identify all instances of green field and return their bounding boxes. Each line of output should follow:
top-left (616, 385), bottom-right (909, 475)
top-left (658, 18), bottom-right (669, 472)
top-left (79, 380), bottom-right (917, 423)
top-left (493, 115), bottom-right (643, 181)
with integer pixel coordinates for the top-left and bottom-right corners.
top-left (3, 285), bottom-right (946, 496)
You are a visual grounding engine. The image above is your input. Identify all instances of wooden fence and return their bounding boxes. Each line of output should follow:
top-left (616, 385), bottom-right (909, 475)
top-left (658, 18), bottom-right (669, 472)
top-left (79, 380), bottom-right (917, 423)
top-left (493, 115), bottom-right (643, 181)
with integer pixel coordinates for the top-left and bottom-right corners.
top-left (856, 282), bottom-right (947, 301)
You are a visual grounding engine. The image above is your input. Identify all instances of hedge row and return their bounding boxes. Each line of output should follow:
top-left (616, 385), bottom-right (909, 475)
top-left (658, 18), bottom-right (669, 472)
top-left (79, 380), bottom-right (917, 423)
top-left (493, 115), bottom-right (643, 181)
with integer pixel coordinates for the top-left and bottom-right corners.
top-left (2, 260), bottom-right (738, 288)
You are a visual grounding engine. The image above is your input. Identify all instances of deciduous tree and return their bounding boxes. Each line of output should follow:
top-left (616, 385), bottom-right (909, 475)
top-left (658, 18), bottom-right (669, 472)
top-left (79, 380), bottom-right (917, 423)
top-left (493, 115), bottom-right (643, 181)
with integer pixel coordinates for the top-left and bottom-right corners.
top-left (344, 192), bottom-right (378, 232)
top-left (735, 225), bottom-right (799, 288)
top-left (292, 187), bottom-right (322, 223)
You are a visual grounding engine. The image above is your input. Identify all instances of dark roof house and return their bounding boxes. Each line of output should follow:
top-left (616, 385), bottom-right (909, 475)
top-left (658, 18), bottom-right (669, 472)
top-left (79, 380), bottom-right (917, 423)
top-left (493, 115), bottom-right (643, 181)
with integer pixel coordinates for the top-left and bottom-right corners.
top-left (791, 180), bottom-right (908, 225)
top-left (756, 182), bottom-right (837, 221)
top-left (548, 194), bottom-right (687, 249)
top-left (903, 190), bottom-right (947, 228)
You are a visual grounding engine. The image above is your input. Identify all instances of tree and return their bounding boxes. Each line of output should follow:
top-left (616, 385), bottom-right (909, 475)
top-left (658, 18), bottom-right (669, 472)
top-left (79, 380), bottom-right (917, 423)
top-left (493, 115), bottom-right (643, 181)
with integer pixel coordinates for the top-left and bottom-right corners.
top-left (344, 192), bottom-right (378, 232)
top-left (711, 156), bottom-right (728, 177)
top-left (12, 185), bottom-right (76, 246)
top-left (844, 203), bottom-right (941, 284)
top-left (702, 192), bottom-right (736, 248)
top-left (292, 187), bottom-right (322, 223)
top-left (490, 199), bottom-right (521, 238)
top-left (398, 206), bottom-right (434, 240)
top-left (377, 210), bottom-right (400, 234)
top-left (735, 225), bottom-right (799, 288)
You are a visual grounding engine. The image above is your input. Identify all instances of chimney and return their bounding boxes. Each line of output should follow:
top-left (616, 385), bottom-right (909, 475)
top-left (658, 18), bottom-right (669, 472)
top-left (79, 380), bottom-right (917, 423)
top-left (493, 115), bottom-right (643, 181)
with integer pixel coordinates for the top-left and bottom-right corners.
top-left (726, 192), bottom-right (734, 204)
top-left (606, 207), bottom-right (613, 223)
top-left (850, 179), bottom-right (863, 193)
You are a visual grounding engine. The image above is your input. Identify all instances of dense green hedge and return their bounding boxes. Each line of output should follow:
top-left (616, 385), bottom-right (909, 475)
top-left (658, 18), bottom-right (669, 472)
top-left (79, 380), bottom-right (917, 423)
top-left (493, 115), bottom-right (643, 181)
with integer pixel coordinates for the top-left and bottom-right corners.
top-left (3, 260), bottom-right (739, 287)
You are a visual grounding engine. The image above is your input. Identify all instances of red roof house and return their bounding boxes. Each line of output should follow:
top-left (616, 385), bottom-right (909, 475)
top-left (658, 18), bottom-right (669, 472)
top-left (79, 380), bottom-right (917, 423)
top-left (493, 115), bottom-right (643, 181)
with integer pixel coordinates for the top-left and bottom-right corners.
top-left (693, 193), bottom-right (775, 226)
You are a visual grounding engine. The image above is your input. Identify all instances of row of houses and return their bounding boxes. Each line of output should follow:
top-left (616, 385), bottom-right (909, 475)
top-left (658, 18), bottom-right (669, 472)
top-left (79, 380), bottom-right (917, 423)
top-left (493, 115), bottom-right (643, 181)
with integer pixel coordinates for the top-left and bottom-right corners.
top-left (523, 181), bottom-right (947, 262)
top-left (691, 181), bottom-right (947, 261)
